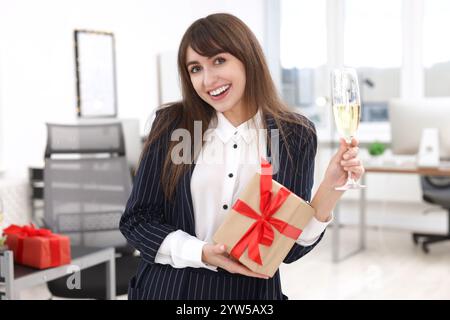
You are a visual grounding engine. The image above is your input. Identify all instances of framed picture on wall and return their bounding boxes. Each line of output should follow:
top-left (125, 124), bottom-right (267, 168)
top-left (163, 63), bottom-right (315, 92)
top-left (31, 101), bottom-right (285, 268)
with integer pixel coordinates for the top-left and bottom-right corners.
top-left (74, 30), bottom-right (118, 118)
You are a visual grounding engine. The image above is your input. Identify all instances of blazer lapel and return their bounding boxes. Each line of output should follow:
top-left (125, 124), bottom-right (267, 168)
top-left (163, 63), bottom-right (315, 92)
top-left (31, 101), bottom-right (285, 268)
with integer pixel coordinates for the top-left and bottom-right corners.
top-left (265, 114), bottom-right (281, 181)
top-left (265, 113), bottom-right (295, 189)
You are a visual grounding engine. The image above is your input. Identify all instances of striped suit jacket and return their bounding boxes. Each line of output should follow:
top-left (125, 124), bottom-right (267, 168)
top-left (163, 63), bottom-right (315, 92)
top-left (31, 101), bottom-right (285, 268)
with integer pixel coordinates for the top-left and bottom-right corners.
top-left (119, 108), bottom-right (325, 300)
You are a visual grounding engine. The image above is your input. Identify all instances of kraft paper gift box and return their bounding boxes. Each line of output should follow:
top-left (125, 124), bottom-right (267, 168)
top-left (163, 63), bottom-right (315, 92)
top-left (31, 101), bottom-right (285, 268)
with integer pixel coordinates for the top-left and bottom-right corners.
top-left (3, 224), bottom-right (71, 269)
top-left (213, 159), bottom-right (316, 278)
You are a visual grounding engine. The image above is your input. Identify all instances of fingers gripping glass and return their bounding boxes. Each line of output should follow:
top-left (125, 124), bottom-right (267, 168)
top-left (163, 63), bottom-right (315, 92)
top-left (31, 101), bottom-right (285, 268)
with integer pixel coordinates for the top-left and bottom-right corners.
top-left (331, 68), bottom-right (366, 190)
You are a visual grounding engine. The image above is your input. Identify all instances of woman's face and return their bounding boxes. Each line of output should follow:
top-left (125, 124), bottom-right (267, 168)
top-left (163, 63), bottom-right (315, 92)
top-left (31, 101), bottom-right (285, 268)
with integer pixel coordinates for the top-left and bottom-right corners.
top-left (186, 46), bottom-right (246, 114)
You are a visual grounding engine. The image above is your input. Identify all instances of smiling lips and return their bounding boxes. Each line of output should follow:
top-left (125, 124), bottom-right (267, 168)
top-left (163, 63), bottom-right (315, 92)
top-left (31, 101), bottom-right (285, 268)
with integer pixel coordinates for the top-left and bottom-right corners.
top-left (208, 84), bottom-right (231, 101)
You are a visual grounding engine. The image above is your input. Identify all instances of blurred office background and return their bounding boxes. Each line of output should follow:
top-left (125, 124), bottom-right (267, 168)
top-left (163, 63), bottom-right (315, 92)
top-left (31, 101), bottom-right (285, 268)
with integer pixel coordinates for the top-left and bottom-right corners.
top-left (1, 0), bottom-right (450, 299)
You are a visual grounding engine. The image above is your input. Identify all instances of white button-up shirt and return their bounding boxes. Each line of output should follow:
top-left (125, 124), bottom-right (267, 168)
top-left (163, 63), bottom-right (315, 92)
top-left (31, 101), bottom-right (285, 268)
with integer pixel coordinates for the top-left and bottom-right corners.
top-left (155, 110), bottom-right (332, 270)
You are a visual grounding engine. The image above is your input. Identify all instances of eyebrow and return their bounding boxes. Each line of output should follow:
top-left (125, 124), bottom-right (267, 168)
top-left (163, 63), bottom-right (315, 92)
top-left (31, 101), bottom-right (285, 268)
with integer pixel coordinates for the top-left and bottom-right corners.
top-left (186, 52), bottom-right (226, 68)
top-left (186, 60), bottom-right (199, 68)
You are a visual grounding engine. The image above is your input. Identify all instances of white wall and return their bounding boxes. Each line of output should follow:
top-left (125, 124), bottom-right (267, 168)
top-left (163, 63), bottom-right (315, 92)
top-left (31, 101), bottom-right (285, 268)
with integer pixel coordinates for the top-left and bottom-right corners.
top-left (0, 0), bottom-right (266, 180)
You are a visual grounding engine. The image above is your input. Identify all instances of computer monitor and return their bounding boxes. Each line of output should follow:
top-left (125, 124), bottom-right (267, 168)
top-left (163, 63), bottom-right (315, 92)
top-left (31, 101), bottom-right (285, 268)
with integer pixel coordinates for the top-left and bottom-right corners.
top-left (389, 98), bottom-right (450, 159)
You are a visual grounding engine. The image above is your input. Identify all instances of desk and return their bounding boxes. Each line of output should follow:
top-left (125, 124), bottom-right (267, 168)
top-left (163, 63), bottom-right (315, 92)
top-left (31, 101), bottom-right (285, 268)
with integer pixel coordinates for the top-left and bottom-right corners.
top-left (332, 163), bottom-right (450, 262)
top-left (0, 246), bottom-right (116, 300)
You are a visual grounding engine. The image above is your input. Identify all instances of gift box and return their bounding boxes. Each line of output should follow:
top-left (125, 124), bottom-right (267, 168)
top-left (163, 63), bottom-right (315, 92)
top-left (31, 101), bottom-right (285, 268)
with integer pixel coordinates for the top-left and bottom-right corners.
top-left (213, 159), bottom-right (316, 277)
top-left (3, 224), bottom-right (71, 269)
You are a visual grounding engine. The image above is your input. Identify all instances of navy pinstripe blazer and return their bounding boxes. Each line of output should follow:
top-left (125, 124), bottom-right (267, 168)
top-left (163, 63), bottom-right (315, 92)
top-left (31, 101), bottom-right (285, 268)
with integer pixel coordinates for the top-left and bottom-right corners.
top-left (119, 107), bottom-right (325, 300)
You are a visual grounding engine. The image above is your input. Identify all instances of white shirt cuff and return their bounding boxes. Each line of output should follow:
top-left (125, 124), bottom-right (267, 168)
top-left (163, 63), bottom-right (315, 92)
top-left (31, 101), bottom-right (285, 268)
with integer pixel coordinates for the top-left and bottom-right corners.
top-left (296, 211), bottom-right (333, 246)
top-left (155, 230), bottom-right (217, 271)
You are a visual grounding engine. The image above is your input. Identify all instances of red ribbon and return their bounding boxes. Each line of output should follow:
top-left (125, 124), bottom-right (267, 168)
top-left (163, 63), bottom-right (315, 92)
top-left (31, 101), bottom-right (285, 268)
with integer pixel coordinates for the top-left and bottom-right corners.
top-left (3, 224), bottom-right (62, 267)
top-left (230, 158), bottom-right (303, 265)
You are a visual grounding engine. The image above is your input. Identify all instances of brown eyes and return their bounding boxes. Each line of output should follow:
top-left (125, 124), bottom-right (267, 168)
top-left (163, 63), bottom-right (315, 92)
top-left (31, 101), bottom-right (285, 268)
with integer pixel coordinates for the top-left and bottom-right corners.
top-left (215, 57), bottom-right (226, 65)
top-left (190, 66), bottom-right (201, 73)
top-left (189, 57), bottom-right (226, 74)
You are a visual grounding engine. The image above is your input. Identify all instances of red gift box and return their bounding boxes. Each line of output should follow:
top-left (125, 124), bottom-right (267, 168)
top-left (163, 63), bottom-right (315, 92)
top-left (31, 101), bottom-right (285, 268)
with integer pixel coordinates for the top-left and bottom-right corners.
top-left (3, 224), bottom-right (71, 269)
top-left (213, 158), bottom-right (316, 277)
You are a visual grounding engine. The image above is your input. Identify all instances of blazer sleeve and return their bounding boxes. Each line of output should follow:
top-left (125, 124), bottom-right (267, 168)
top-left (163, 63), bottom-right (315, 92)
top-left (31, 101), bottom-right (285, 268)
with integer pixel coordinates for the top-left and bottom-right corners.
top-left (119, 110), bottom-right (177, 266)
top-left (283, 119), bottom-right (326, 264)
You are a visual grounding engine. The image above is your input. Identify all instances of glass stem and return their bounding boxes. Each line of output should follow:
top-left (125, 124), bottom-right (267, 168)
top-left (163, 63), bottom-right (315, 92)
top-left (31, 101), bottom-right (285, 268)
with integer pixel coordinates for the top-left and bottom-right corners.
top-left (347, 169), bottom-right (355, 184)
top-left (345, 138), bottom-right (356, 185)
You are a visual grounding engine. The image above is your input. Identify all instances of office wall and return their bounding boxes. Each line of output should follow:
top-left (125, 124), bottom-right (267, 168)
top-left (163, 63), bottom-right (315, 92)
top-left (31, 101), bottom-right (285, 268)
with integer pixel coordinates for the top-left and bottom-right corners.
top-left (0, 0), bottom-right (266, 180)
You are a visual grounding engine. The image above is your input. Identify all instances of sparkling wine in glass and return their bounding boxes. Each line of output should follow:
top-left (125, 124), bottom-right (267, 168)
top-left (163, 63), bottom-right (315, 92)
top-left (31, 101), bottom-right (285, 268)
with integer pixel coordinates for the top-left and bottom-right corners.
top-left (331, 68), bottom-right (366, 190)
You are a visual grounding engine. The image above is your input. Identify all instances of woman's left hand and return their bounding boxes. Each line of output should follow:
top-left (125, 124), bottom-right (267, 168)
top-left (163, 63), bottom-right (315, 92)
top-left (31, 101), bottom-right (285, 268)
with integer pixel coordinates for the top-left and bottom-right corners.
top-left (322, 138), bottom-right (365, 189)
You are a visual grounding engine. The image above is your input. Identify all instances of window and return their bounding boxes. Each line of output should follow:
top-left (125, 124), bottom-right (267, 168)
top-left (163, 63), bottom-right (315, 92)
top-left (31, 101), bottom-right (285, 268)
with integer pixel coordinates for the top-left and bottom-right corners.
top-left (280, 0), bottom-right (327, 126)
top-left (279, 0), bottom-right (402, 125)
top-left (344, 0), bottom-right (402, 122)
top-left (275, 0), bottom-right (449, 128)
top-left (423, 0), bottom-right (450, 97)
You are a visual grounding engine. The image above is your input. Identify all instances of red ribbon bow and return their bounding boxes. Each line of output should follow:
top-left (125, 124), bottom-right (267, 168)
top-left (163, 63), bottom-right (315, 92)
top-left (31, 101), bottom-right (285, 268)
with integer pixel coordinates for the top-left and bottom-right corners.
top-left (4, 224), bottom-right (52, 237)
top-left (230, 158), bottom-right (303, 265)
top-left (3, 224), bottom-right (62, 267)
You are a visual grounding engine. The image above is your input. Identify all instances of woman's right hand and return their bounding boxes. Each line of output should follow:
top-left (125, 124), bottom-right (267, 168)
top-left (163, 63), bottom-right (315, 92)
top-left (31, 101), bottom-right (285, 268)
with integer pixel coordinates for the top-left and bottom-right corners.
top-left (202, 243), bottom-right (269, 279)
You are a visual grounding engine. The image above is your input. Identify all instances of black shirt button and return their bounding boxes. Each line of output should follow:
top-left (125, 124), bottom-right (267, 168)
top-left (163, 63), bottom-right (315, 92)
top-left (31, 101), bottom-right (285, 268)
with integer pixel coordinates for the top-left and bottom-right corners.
top-left (234, 131), bottom-right (238, 135)
top-left (233, 144), bottom-right (238, 149)
top-left (223, 204), bottom-right (228, 210)
top-left (228, 173), bottom-right (233, 178)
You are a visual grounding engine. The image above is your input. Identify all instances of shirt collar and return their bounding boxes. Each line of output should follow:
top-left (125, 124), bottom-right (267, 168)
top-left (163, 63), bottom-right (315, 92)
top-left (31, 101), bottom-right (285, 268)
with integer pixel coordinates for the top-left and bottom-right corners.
top-left (212, 109), bottom-right (263, 144)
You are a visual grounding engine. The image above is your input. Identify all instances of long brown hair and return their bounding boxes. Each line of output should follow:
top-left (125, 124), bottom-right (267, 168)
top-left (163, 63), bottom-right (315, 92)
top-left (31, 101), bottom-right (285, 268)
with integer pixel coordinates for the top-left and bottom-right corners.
top-left (141, 13), bottom-right (314, 201)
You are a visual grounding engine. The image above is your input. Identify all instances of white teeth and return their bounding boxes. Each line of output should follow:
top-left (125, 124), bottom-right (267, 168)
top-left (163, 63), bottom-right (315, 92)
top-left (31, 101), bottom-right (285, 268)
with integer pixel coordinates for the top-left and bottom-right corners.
top-left (209, 84), bottom-right (230, 96)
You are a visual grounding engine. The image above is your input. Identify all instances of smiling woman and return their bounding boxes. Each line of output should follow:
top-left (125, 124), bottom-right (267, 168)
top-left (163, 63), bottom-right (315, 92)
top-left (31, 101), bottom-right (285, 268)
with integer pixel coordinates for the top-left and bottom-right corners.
top-left (119, 12), bottom-right (364, 301)
top-left (185, 49), bottom-right (246, 124)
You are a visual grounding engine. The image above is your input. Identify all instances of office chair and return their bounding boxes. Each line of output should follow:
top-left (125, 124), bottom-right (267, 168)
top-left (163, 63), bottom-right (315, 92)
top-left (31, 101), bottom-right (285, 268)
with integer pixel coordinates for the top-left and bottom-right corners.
top-left (412, 176), bottom-right (450, 253)
top-left (43, 123), bottom-right (139, 299)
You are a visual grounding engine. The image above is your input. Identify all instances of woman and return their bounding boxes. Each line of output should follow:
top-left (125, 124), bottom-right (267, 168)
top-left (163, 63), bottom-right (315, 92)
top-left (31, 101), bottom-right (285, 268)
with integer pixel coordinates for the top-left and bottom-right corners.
top-left (120, 13), bottom-right (364, 300)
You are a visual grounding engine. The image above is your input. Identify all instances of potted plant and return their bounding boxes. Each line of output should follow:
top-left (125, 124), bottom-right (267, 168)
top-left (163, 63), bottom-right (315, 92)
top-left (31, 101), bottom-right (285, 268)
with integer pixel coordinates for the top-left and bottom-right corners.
top-left (368, 141), bottom-right (386, 165)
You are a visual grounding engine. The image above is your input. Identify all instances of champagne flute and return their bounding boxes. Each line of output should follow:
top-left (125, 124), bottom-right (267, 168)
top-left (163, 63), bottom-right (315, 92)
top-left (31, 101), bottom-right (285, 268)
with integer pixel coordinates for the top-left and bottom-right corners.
top-left (331, 68), bottom-right (365, 190)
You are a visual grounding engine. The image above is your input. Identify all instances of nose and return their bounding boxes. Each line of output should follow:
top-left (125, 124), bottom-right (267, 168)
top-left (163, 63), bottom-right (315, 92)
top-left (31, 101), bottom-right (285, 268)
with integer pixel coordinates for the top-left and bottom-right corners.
top-left (202, 67), bottom-right (219, 90)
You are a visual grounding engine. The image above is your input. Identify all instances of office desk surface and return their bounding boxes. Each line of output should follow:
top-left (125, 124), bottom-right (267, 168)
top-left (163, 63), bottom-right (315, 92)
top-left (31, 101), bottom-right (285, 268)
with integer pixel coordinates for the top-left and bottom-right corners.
top-left (365, 166), bottom-right (450, 176)
top-left (1, 246), bottom-right (116, 300)
top-left (13, 246), bottom-right (112, 279)
top-left (332, 162), bottom-right (450, 262)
